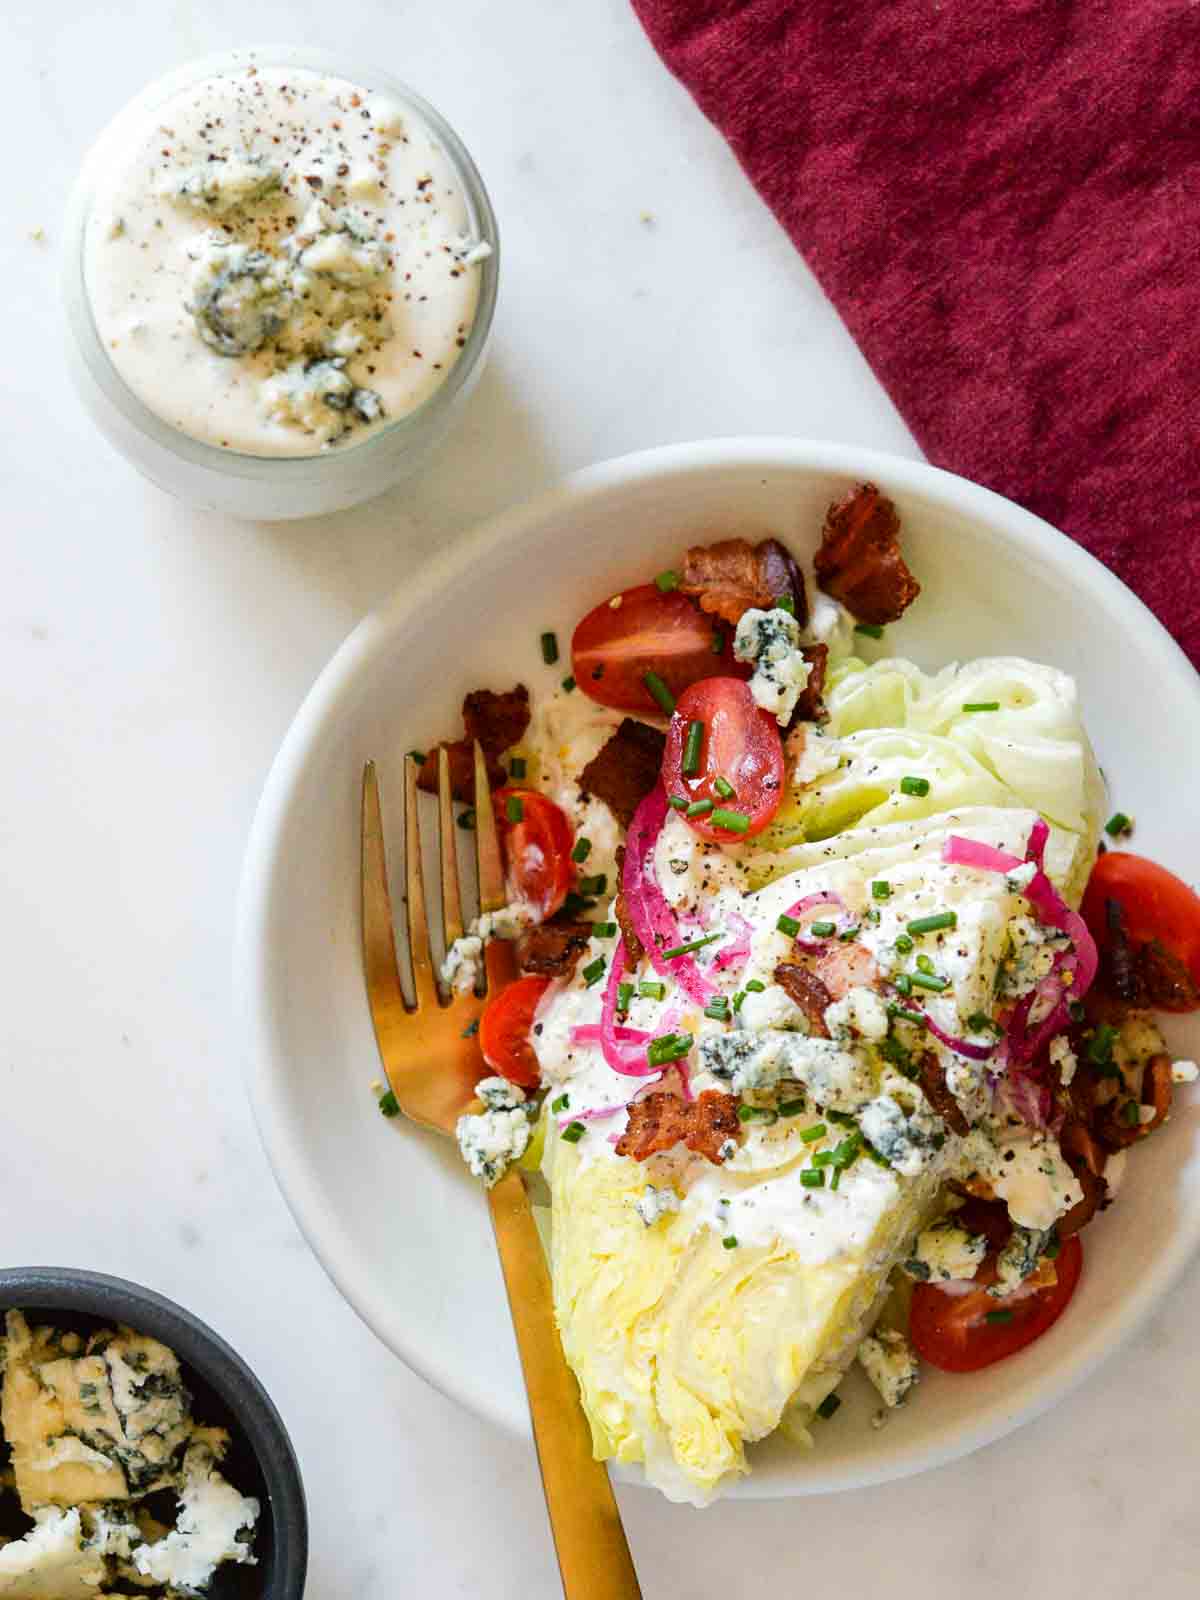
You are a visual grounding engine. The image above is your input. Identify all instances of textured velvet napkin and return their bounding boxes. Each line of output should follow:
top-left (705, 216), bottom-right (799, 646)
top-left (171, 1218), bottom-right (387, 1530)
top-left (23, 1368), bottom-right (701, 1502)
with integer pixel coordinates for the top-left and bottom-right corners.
top-left (632, 0), bottom-right (1200, 668)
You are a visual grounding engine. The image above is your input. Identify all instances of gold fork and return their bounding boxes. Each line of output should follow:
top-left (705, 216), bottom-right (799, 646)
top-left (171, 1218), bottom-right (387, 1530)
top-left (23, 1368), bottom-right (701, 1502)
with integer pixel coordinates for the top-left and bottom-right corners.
top-left (361, 743), bottom-right (642, 1600)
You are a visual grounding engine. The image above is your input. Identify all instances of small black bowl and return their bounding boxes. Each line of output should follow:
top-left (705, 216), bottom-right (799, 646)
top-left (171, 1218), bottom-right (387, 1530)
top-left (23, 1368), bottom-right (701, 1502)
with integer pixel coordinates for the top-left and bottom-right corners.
top-left (0, 1268), bottom-right (307, 1599)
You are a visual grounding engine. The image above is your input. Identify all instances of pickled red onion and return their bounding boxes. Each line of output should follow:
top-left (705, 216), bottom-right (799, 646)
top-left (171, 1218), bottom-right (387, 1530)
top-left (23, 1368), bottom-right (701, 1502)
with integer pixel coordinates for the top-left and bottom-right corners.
top-left (623, 787), bottom-right (716, 1005)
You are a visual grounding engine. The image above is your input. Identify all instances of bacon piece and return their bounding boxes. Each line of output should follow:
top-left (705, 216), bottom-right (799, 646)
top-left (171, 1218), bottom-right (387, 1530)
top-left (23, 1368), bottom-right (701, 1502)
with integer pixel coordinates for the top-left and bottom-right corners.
top-left (774, 962), bottom-right (833, 1036)
top-left (579, 718), bottom-right (666, 828)
top-left (1096, 1051), bottom-right (1174, 1151)
top-left (1135, 940), bottom-right (1200, 1011)
top-left (516, 921), bottom-right (592, 979)
top-left (811, 941), bottom-right (878, 999)
top-left (1057, 1120), bottom-right (1109, 1236)
top-left (613, 848), bottom-right (645, 965)
top-left (794, 643), bottom-right (828, 725)
top-left (615, 1090), bottom-right (742, 1165)
top-left (417, 685), bottom-right (531, 803)
top-left (680, 537), bottom-right (808, 628)
top-left (814, 484), bottom-right (920, 626)
top-left (915, 1051), bottom-right (969, 1136)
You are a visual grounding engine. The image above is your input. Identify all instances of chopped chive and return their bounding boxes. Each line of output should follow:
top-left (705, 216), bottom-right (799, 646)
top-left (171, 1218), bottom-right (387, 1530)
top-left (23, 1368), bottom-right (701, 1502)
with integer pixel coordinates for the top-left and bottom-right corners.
top-left (711, 808), bottom-right (750, 833)
top-left (809, 919), bottom-right (836, 937)
top-left (377, 1089), bottom-right (400, 1118)
top-left (561, 891), bottom-right (596, 917)
top-left (682, 719), bottom-right (705, 776)
top-left (776, 593), bottom-right (797, 616)
top-left (643, 671), bottom-right (676, 715)
top-left (887, 1002), bottom-right (928, 1025)
top-left (704, 998), bottom-right (730, 1021)
top-left (908, 911), bottom-right (958, 935)
top-left (408, 749), bottom-right (427, 765)
top-left (561, 674), bottom-right (576, 693)
top-left (550, 1093), bottom-right (570, 1112)
top-left (686, 798), bottom-right (714, 818)
top-left (639, 980), bottom-right (667, 1000)
top-left (732, 990), bottom-right (746, 1012)
top-left (777, 913), bottom-right (801, 937)
top-left (647, 1033), bottom-right (692, 1066)
top-left (1087, 1023), bottom-right (1119, 1064)
top-left (505, 794), bottom-right (524, 823)
top-left (714, 775), bottom-right (737, 800)
top-left (508, 756), bottom-right (527, 778)
top-left (779, 1100), bottom-right (808, 1118)
top-left (571, 836), bottom-right (592, 863)
top-left (900, 775), bottom-right (931, 797)
top-left (894, 933), bottom-right (914, 954)
top-left (827, 1110), bottom-right (857, 1126)
top-left (1120, 1099), bottom-right (1141, 1126)
top-left (1105, 811), bottom-right (1133, 837)
top-left (592, 922), bottom-right (618, 938)
top-left (963, 701), bottom-right (1001, 713)
top-left (866, 907), bottom-right (881, 925)
top-left (457, 807), bottom-right (476, 830)
top-left (617, 982), bottom-right (634, 1012)
top-left (831, 1135), bottom-right (862, 1169)
top-left (854, 623), bottom-right (885, 639)
top-left (722, 1235), bottom-right (739, 1249)
top-left (910, 971), bottom-right (950, 993)
top-left (830, 1167), bottom-right (842, 1190)
top-left (661, 931), bottom-right (724, 960)
top-left (812, 1150), bottom-right (836, 1168)
top-left (578, 873), bottom-right (608, 896)
top-left (540, 631), bottom-right (559, 664)
top-left (800, 1122), bottom-right (827, 1142)
top-left (655, 569), bottom-right (681, 592)
top-left (801, 1167), bottom-right (826, 1188)
top-left (739, 1103), bottom-right (777, 1123)
top-left (916, 953), bottom-right (935, 975)
top-left (745, 979), bottom-right (766, 992)
top-left (582, 957), bottom-right (606, 987)
top-left (894, 973), bottom-right (913, 996)
top-left (710, 631), bottom-right (724, 655)
top-left (872, 880), bottom-right (891, 900)
top-left (561, 1121), bottom-right (586, 1144)
top-left (838, 924), bottom-right (861, 942)
top-left (985, 1309), bottom-right (1014, 1325)
top-left (461, 1020), bottom-right (480, 1037)
top-left (667, 794), bottom-right (688, 811)
top-left (967, 1011), bottom-right (999, 1034)
top-left (816, 1392), bottom-right (841, 1419)
top-left (1044, 1233), bottom-right (1062, 1260)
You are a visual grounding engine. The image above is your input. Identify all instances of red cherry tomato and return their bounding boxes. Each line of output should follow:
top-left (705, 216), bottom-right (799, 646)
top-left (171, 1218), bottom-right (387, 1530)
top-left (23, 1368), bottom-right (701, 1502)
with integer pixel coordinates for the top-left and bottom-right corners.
top-left (910, 1233), bottom-right (1083, 1373)
top-left (1082, 851), bottom-right (1200, 1005)
top-left (494, 788), bottom-right (574, 920)
top-left (661, 678), bottom-right (785, 842)
top-left (571, 584), bottom-right (749, 712)
top-left (479, 975), bottom-right (551, 1088)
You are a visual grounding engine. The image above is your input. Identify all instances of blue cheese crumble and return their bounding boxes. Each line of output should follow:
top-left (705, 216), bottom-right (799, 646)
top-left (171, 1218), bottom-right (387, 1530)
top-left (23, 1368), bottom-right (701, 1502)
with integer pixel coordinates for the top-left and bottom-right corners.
top-left (857, 1328), bottom-right (919, 1408)
top-left (733, 607), bottom-right (811, 725)
top-left (904, 1217), bottom-right (988, 1282)
top-left (634, 1185), bottom-right (681, 1227)
top-left (700, 1032), bottom-right (870, 1107)
top-left (456, 1079), bottom-right (532, 1186)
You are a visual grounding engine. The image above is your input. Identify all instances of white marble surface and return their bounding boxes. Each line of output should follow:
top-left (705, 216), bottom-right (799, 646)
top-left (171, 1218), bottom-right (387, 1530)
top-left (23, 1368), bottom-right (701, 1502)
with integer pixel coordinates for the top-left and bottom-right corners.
top-left (1, 1), bottom-right (1196, 1595)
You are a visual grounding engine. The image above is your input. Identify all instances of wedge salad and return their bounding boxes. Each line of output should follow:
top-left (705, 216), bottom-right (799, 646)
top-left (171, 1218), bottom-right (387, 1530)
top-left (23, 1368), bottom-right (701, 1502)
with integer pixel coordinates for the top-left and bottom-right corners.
top-left (410, 483), bottom-right (1199, 1506)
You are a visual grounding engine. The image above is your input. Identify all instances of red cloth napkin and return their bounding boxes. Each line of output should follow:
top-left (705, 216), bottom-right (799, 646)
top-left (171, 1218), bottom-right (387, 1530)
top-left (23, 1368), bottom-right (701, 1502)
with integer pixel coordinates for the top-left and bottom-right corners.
top-left (632, 0), bottom-right (1200, 668)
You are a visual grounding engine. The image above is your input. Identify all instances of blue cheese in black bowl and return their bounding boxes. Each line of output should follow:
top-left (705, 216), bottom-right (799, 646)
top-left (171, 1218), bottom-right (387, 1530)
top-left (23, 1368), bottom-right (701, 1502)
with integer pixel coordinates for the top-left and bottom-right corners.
top-left (0, 1269), bottom-right (306, 1599)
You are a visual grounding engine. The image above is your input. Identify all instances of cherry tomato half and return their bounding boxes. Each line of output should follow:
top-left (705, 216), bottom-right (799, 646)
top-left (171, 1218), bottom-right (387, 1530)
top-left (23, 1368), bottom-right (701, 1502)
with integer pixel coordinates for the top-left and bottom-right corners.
top-left (571, 584), bottom-right (749, 713)
top-left (1082, 850), bottom-right (1200, 1005)
top-left (661, 678), bottom-right (785, 842)
top-left (494, 789), bottom-right (574, 921)
top-left (910, 1233), bottom-right (1083, 1373)
top-left (479, 974), bottom-right (551, 1088)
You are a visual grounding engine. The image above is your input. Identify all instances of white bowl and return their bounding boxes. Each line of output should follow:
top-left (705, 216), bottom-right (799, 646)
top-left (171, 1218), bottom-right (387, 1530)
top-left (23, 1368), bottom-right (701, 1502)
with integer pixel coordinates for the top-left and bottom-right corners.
top-left (235, 438), bottom-right (1200, 1496)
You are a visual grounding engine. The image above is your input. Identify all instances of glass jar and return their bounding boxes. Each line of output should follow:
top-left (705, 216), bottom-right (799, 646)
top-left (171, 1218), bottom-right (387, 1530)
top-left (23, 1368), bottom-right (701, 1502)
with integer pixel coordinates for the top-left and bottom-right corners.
top-left (62, 46), bottom-right (499, 520)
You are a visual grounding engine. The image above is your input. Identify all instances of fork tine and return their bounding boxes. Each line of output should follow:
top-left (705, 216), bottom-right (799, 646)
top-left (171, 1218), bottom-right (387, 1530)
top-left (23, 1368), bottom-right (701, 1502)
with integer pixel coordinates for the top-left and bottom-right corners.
top-left (474, 740), bottom-right (506, 915)
top-left (438, 747), bottom-right (464, 950)
top-left (361, 762), bottom-right (412, 1054)
top-left (404, 753), bottom-right (440, 1011)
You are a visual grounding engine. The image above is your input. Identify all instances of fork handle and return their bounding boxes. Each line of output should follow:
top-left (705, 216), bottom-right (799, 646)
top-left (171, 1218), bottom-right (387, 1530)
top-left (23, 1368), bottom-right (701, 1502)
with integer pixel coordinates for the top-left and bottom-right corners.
top-left (488, 1170), bottom-right (642, 1600)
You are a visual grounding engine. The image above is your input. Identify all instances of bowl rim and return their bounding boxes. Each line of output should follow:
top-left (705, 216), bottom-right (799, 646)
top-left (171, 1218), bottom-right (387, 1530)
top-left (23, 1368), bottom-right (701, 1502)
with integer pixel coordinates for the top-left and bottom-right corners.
top-left (234, 434), bottom-right (1200, 1496)
top-left (0, 1265), bottom-right (308, 1589)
